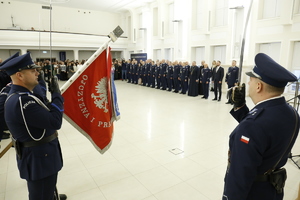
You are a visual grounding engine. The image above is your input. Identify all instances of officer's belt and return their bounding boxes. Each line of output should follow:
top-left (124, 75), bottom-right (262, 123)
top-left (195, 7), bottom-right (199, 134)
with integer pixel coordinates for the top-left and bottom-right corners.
top-left (255, 174), bottom-right (270, 182)
top-left (22, 132), bottom-right (58, 148)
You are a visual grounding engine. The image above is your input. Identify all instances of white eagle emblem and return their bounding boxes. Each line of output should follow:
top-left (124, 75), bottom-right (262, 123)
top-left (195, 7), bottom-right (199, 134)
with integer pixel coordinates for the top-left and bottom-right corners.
top-left (91, 78), bottom-right (108, 113)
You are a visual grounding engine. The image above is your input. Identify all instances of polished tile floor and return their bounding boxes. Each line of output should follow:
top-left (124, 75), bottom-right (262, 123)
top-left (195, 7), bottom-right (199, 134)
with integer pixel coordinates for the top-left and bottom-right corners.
top-left (1, 80), bottom-right (300, 200)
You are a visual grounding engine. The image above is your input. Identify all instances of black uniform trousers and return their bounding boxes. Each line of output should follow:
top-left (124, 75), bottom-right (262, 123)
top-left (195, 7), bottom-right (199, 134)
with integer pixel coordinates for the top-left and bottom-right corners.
top-left (27, 173), bottom-right (58, 200)
top-left (214, 81), bottom-right (222, 100)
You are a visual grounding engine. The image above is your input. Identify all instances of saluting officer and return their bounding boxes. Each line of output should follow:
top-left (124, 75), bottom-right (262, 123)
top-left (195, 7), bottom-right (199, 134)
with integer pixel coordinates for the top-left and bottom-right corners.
top-left (1, 52), bottom-right (66, 200)
top-left (223, 53), bottom-right (299, 200)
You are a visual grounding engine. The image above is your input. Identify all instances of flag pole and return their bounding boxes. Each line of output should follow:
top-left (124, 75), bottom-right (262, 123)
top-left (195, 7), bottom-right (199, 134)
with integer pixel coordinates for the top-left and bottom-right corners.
top-left (60, 39), bottom-right (111, 93)
top-left (60, 26), bottom-right (124, 93)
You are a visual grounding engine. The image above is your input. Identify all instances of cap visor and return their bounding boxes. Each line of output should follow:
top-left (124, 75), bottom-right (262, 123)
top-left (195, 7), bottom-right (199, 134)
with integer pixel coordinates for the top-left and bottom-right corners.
top-left (245, 71), bottom-right (259, 78)
top-left (31, 64), bottom-right (41, 69)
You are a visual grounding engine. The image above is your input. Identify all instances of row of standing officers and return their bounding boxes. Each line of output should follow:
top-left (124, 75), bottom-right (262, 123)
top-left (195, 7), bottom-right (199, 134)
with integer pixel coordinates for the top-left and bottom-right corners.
top-left (121, 59), bottom-right (239, 102)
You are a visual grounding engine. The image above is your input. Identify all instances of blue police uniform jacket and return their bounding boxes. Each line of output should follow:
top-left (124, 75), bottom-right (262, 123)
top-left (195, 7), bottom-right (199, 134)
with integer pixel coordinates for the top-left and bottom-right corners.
top-left (5, 84), bottom-right (64, 181)
top-left (200, 68), bottom-right (212, 83)
top-left (179, 66), bottom-right (188, 81)
top-left (166, 65), bottom-right (173, 79)
top-left (225, 66), bottom-right (239, 87)
top-left (223, 96), bottom-right (299, 200)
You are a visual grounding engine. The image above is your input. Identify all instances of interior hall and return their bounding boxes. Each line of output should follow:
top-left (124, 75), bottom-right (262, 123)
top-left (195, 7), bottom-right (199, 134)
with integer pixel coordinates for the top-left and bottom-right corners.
top-left (1, 0), bottom-right (300, 200)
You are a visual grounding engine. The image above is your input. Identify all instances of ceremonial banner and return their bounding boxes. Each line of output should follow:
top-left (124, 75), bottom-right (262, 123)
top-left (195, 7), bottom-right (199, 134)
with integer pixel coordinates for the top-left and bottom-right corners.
top-left (61, 43), bottom-right (119, 154)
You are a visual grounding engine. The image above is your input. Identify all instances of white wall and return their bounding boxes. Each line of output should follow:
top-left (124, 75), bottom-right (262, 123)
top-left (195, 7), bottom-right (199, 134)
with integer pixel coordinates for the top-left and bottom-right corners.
top-left (1, 0), bottom-right (121, 35)
top-left (1, 0), bottom-right (300, 73)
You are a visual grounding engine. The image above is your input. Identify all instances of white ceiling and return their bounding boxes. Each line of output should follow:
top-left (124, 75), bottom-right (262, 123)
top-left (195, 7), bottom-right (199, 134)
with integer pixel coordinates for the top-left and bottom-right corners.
top-left (13, 0), bottom-right (156, 13)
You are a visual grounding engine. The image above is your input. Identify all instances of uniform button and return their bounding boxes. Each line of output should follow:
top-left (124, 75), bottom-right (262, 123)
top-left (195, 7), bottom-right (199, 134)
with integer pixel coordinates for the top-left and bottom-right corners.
top-left (45, 154), bottom-right (48, 156)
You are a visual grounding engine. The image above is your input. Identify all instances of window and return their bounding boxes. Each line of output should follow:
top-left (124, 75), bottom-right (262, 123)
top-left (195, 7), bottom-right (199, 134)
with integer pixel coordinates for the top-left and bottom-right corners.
top-left (213, 45), bottom-right (226, 64)
top-left (153, 49), bottom-right (162, 61)
top-left (214, 0), bottom-right (228, 27)
top-left (165, 48), bottom-right (173, 61)
top-left (191, 47), bottom-right (205, 64)
top-left (259, 42), bottom-right (281, 63)
top-left (291, 42), bottom-right (300, 70)
top-left (262, 0), bottom-right (281, 19)
top-left (294, 0), bottom-right (300, 15)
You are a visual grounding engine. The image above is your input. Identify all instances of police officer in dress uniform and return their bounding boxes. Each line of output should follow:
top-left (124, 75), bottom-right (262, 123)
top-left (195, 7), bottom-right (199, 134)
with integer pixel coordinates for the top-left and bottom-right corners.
top-left (166, 62), bottom-right (173, 91)
top-left (222, 53), bottom-right (299, 200)
top-left (146, 60), bottom-right (152, 87)
top-left (160, 60), bottom-right (168, 90)
top-left (0, 52), bottom-right (20, 141)
top-left (198, 61), bottom-right (205, 95)
top-left (126, 60), bottom-right (131, 83)
top-left (142, 61), bottom-right (147, 86)
top-left (150, 60), bottom-right (156, 88)
top-left (179, 62), bottom-right (188, 94)
top-left (156, 61), bottom-right (162, 89)
top-left (0, 52), bottom-right (67, 200)
top-left (225, 60), bottom-right (239, 104)
top-left (173, 61), bottom-right (181, 93)
top-left (200, 63), bottom-right (212, 99)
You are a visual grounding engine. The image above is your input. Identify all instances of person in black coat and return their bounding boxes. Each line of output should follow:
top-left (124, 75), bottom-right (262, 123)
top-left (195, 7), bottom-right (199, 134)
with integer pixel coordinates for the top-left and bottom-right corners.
top-left (188, 61), bottom-right (200, 97)
top-left (212, 60), bottom-right (224, 101)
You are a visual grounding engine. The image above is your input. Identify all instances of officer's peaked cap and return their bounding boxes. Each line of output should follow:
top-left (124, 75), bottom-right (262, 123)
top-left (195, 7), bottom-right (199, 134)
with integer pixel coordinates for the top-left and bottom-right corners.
top-left (0, 52), bottom-right (39, 76)
top-left (0, 52), bottom-right (20, 67)
top-left (246, 53), bottom-right (297, 87)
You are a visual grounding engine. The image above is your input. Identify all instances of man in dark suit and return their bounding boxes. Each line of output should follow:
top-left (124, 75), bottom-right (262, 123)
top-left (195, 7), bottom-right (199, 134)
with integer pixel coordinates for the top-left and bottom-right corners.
top-left (1, 52), bottom-right (66, 200)
top-left (212, 60), bottom-right (224, 101)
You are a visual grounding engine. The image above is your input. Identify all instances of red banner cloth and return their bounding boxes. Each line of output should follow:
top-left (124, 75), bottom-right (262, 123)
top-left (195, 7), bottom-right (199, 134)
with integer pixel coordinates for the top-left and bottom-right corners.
top-left (62, 48), bottom-right (114, 154)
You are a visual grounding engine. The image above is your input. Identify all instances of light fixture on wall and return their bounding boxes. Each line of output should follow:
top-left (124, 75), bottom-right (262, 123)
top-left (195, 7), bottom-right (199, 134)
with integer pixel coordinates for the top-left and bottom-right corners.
top-left (172, 20), bottom-right (182, 23)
